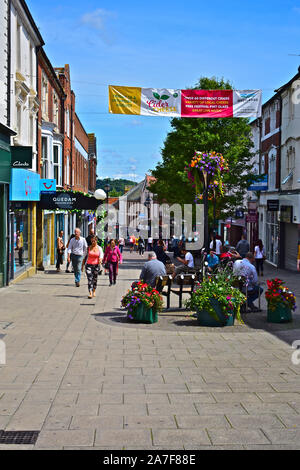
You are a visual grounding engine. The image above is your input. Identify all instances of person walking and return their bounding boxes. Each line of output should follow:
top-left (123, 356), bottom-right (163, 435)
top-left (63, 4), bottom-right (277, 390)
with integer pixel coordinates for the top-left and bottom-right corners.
top-left (210, 234), bottom-right (222, 255)
top-left (86, 227), bottom-right (95, 247)
top-left (236, 233), bottom-right (250, 259)
top-left (65, 233), bottom-right (75, 273)
top-left (84, 236), bottom-right (103, 299)
top-left (254, 239), bottom-right (265, 276)
top-left (16, 230), bottom-right (24, 266)
top-left (56, 230), bottom-right (65, 272)
top-left (129, 235), bottom-right (135, 253)
top-left (147, 236), bottom-right (153, 251)
top-left (103, 239), bottom-right (122, 286)
top-left (138, 237), bottom-right (145, 255)
top-left (67, 228), bottom-right (88, 287)
top-left (118, 237), bottom-right (125, 254)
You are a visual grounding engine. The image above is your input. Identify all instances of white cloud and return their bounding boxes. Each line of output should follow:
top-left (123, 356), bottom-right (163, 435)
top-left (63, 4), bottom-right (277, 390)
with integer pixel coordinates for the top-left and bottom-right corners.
top-left (80, 9), bottom-right (115, 45)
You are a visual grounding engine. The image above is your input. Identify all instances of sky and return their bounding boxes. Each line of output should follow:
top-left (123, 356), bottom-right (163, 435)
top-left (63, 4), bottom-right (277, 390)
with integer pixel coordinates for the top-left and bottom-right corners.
top-left (27, 0), bottom-right (300, 182)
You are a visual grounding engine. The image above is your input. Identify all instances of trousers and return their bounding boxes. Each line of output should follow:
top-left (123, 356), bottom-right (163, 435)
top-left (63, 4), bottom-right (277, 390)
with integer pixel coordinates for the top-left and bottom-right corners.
top-left (85, 264), bottom-right (100, 291)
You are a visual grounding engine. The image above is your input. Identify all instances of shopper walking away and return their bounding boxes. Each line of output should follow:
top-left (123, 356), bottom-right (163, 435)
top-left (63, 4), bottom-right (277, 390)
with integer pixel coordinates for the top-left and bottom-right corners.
top-left (103, 239), bottom-right (122, 286)
top-left (119, 237), bottom-right (125, 254)
top-left (56, 230), bottom-right (65, 272)
top-left (84, 236), bottom-right (103, 299)
top-left (67, 228), bottom-right (87, 287)
top-left (210, 234), bottom-right (222, 255)
top-left (138, 237), bottom-right (145, 255)
top-left (236, 234), bottom-right (250, 259)
top-left (254, 239), bottom-right (265, 276)
top-left (147, 236), bottom-right (153, 251)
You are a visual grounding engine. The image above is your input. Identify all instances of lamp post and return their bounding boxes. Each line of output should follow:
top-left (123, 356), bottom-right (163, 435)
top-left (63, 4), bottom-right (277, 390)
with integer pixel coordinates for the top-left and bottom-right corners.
top-left (144, 194), bottom-right (152, 241)
top-left (202, 170), bottom-right (210, 253)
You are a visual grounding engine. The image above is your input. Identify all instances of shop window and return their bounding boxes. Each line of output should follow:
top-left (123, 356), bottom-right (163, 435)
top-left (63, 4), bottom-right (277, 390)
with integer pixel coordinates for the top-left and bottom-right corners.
top-left (53, 145), bottom-right (62, 186)
top-left (42, 137), bottom-right (48, 179)
top-left (268, 152), bottom-right (276, 190)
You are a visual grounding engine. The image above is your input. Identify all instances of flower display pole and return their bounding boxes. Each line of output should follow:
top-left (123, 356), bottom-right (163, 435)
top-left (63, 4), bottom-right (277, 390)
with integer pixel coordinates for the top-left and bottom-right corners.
top-left (202, 169), bottom-right (209, 252)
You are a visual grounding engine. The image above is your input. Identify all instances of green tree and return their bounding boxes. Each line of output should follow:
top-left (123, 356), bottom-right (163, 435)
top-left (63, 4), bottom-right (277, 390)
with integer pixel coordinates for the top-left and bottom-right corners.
top-left (150, 77), bottom-right (256, 222)
top-left (96, 178), bottom-right (136, 196)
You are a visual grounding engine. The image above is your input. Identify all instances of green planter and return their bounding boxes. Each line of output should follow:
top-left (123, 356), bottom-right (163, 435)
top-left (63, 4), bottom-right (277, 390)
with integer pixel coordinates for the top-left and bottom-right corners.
top-left (196, 298), bottom-right (234, 327)
top-left (129, 303), bottom-right (158, 324)
top-left (267, 303), bottom-right (292, 323)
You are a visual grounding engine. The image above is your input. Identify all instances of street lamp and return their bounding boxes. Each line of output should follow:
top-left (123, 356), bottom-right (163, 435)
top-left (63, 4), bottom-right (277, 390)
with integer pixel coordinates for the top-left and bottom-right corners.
top-left (94, 189), bottom-right (106, 201)
top-left (144, 194), bottom-right (152, 240)
top-left (201, 169), bottom-right (210, 253)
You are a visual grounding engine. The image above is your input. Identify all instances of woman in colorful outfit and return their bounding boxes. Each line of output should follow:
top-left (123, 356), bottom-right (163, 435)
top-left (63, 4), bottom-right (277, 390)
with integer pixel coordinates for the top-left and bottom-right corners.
top-left (84, 236), bottom-right (104, 299)
top-left (103, 239), bottom-right (123, 286)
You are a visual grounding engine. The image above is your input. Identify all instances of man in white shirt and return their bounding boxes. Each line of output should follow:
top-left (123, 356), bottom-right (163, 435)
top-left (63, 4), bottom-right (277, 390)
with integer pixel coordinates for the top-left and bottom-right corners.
top-left (67, 228), bottom-right (88, 287)
top-left (173, 245), bottom-right (194, 278)
top-left (233, 252), bottom-right (263, 312)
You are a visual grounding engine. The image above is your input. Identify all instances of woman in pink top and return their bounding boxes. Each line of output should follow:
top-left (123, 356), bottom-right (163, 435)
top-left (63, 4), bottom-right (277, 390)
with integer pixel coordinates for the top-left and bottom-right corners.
top-left (83, 236), bottom-right (104, 298)
top-left (103, 239), bottom-right (122, 286)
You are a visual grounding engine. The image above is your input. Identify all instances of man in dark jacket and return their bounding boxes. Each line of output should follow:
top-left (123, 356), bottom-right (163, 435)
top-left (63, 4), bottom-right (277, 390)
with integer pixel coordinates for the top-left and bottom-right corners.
top-left (236, 234), bottom-right (250, 259)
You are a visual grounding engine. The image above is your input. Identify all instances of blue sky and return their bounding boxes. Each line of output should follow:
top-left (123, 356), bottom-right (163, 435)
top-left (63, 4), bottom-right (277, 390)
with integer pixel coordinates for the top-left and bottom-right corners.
top-left (27, 0), bottom-right (300, 182)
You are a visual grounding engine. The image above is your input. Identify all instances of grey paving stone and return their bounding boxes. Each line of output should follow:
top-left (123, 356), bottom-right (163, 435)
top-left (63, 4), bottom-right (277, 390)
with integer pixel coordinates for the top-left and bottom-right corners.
top-left (257, 392), bottom-right (300, 403)
top-left (95, 429), bottom-right (152, 447)
top-left (212, 392), bottom-right (262, 403)
top-left (35, 430), bottom-right (95, 448)
top-left (195, 403), bottom-right (248, 415)
top-left (226, 414), bottom-right (285, 429)
top-left (278, 415), bottom-right (300, 428)
top-left (99, 404), bottom-right (148, 416)
top-left (5, 404), bottom-right (51, 430)
top-left (242, 402), bottom-right (298, 415)
top-left (148, 403), bottom-right (198, 416)
top-left (262, 429), bottom-right (300, 445)
top-left (176, 415), bottom-right (231, 429)
top-left (70, 415), bottom-right (123, 430)
top-left (124, 393), bottom-right (169, 404)
top-left (208, 429), bottom-right (270, 445)
top-left (168, 393), bottom-right (215, 404)
top-left (152, 429), bottom-right (211, 447)
top-left (124, 415), bottom-right (177, 429)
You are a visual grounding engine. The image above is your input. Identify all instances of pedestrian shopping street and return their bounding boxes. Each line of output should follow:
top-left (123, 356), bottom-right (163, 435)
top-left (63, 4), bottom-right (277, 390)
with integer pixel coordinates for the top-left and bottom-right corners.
top-left (0, 250), bottom-right (300, 450)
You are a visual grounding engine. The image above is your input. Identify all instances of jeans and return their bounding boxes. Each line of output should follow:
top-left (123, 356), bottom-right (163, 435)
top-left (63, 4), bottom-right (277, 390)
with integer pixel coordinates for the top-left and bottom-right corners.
top-left (56, 252), bottom-right (64, 269)
top-left (255, 258), bottom-right (264, 275)
top-left (119, 245), bottom-right (124, 253)
top-left (109, 261), bottom-right (118, 284)
top-left (247, 285), bottom-right (264, 306)
top-left (71, 254), bottom-right (83, 284)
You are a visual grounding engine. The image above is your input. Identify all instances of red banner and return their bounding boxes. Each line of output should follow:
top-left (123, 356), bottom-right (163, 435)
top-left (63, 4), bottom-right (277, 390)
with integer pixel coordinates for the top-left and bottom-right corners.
top-left (181, 90), bottom-right (234, 118)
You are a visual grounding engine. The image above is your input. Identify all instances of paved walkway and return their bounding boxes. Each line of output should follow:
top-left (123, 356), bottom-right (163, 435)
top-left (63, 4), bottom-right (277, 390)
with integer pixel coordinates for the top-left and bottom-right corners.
top-left (0, 250), bottom-right (300, 449)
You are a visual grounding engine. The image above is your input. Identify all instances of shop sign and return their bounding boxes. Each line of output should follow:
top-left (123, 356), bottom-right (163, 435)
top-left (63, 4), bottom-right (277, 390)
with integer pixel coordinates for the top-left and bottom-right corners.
top-left (40, 179), bottom-right (56, 192)
top-left (248, 174), bottom-right (268, 191)
top-left (10, 146), bottom-right (32, 168)
top-left (9, 168), bottom-right (40, 201)
top-left (280, 206), bottom-right (293, 223)
top-left (267, 200), bottom-right (279, 211)
top-left (246, 214), bottom-right (258, 223)
top-left (235, 209), bottom-right (244, 219)
top-left (38, 191), bottom-right (100, 210)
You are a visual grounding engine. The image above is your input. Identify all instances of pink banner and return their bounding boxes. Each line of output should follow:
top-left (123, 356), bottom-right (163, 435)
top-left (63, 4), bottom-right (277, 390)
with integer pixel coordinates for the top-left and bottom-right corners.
top-left (181, 90), bottom-right (234, 118)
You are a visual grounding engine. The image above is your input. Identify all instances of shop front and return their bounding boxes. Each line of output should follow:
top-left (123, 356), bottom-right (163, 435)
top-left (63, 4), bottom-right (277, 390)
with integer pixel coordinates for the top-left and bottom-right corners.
top-left (9, 168), bottom-right (40, 281)
top-left (0, 124), bottom-right (16, 287)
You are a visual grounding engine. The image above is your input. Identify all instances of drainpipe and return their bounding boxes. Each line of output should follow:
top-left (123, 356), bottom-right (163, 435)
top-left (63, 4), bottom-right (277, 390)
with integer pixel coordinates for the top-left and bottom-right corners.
top-left (7, 0), bottom-right (11, 127)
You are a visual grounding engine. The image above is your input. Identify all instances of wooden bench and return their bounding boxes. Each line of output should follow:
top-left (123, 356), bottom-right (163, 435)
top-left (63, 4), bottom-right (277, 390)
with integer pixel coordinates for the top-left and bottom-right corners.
top-left (156, 274), bottom-right (196, 309)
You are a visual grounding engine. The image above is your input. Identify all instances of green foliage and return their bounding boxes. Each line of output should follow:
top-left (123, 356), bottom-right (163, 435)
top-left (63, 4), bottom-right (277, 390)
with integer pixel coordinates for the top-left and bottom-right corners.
top-left (96, 178), bottom-right (136, 197)
top-left (150, 76), bottom-right (256, 220)
top-left (185, 267), bottom-right (246, 322)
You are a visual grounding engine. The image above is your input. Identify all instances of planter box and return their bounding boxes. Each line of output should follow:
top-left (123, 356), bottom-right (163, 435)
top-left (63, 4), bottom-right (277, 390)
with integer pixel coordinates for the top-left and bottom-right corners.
top-left (129, 303), bottom-right (158, 324)
top-left (196, 298), bottom-right (234, 327)
top-left (267, 303), bottom-right (292, 323)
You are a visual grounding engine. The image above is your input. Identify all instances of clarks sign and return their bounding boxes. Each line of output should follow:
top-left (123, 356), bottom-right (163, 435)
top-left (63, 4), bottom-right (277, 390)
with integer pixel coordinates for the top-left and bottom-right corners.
top-left (10, 146), bottom-right (32, 168)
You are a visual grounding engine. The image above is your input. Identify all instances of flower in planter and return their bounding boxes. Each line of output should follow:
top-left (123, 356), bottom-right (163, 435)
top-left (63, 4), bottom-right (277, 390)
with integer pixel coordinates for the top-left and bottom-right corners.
top-left (121, 281), bottom-right (164, 314)
top-left (265, 278), bottom-right (297, 312)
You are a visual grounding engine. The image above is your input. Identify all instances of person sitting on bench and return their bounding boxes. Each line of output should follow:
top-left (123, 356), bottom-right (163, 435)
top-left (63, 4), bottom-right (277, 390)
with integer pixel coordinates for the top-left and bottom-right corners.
top-left (233, 252), bottom-right (263, 312)
top-left (140, 252), bottom-right (166, 287)
top-left (173, 245), bottom-right (194, 278)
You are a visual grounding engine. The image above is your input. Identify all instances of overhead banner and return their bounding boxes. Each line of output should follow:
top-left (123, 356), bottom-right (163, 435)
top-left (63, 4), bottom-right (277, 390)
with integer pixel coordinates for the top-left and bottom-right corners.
top-left (109, 86), bottom-right (262, 118)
